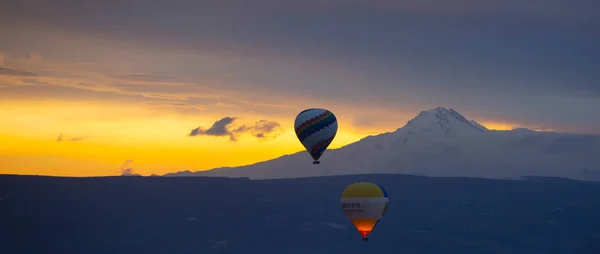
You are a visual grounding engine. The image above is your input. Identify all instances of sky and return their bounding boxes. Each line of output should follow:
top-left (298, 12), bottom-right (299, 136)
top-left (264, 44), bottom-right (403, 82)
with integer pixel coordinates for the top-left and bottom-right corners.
top-left (1, 0), bottom-right (599, 177)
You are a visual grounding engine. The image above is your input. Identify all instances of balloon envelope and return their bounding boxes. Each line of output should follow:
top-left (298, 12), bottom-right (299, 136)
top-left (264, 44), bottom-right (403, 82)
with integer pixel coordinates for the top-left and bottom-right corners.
top-left (340, 182), bottom-right (389, 240)
top-left (294, 108), bottom-right (338, 164)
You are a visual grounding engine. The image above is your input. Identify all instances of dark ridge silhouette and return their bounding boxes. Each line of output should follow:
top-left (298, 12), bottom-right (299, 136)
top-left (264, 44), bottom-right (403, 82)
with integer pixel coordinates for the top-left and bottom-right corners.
top-left (1, 174), bottom-right (600, 253)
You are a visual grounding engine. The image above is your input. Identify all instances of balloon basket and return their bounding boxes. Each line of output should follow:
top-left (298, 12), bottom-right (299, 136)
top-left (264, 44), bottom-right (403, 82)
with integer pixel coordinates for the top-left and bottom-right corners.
top-left (313, 161), bottom-right (320, 164)
top-left (362, 237), bottom-right (368, 241)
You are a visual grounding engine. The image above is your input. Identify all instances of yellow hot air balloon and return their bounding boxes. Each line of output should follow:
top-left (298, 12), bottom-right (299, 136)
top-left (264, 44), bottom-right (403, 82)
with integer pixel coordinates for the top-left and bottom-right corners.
top-left (340, 182), bottom-right (389, 241)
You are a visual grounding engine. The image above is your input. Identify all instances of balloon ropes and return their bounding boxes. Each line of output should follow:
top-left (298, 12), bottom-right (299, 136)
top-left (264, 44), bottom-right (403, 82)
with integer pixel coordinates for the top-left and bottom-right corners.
top-left (294, 108), bottom-right (338, 164)
top-left (340, 182), bottom-right (389, 241)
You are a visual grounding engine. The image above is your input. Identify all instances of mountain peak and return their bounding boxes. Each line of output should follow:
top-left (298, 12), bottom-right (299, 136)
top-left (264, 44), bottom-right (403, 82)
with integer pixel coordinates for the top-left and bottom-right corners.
top-left (403, 106), bottom-right (488, 133)
top-left (163, 105), bottom-right (600, 181)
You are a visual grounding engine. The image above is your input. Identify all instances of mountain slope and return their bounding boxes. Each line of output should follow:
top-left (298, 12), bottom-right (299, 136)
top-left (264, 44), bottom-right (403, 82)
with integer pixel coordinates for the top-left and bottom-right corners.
top-left (165, 107), bottom-right (600, 180)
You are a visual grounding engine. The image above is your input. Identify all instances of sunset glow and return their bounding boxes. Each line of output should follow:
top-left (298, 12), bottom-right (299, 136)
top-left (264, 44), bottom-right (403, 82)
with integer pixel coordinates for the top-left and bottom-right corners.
top-left (2, 0), bottom-right (598, 177)
top-left (0, 98), bottom-right (374, 176)
top-left (479, 122), bottom-right (515, 131)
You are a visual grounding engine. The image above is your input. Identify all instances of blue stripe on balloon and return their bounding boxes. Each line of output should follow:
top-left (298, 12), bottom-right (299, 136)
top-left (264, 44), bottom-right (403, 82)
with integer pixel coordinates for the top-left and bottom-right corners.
top-left (297, 115), bottom-right (337, 142)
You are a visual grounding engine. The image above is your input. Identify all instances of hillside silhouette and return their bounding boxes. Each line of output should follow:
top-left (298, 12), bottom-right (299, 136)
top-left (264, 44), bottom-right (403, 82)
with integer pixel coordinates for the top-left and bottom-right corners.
top-left (2, 174), bottom-right (600, 253)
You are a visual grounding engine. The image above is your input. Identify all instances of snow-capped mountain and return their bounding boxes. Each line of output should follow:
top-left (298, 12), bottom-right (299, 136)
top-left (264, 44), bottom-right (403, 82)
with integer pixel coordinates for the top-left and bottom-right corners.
top-left (164, 107), bottom-right (600, 180)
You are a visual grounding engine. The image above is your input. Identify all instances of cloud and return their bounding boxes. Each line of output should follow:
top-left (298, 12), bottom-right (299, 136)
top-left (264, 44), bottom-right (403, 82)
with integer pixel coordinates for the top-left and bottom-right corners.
top-left (215, 102), bottom-right (239, 108)
top-left (12, 72), bottom-right (228, 102)
top-left (109, 73), bottom-right (181, 83)
top-left (144, 101), bottom-right (206, 111)
top-left (189, 117), bottom-right (282, 142)
top-left (56, 134), bottom-right (87, 142)
top-left (121, 167), bottom-right (135, 175)
top-left (2, 0), bottom-right (600, 133)
top-left (119, 160), bottom-right (136, 175)
top-left (250, 120), bottom-right (282, 140)
top-left (188, 117), bottom-right (249, 142)
top-left (0, 52), bottom-right (234, 103)
top-left (0, 67), bottom-right (38, 77)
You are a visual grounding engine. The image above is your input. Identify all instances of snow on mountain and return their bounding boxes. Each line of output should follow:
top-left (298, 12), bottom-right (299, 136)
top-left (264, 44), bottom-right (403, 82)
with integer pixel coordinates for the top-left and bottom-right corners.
top-left (469, 120), bottom-right (489, 132)
top-left (164, 107), bottom-right (600, 181)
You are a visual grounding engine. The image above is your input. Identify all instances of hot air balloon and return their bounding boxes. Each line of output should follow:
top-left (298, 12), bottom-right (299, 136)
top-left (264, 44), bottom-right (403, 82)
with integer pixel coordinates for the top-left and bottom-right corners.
top-left (340, 182), bottom-right (389, 241)
top-left (294, 108), bottom-right (338, 164)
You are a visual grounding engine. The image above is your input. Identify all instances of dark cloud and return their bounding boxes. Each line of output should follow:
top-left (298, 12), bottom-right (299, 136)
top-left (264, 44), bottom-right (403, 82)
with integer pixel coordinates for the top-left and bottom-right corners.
top-left (4, 0), bottom-right (599, 29)
top-left (188, 117), bottom-right (251, 142)
top-left (0, 67), bottom-right (38, 77)
top-left (189, 117), bottom-right (282, 142)
top-left (56, 134), bottom-right (87, 142)
top-left (29, 0), bottom-right (593, 104)
top-left (2, 0), bottom-right (600, 132)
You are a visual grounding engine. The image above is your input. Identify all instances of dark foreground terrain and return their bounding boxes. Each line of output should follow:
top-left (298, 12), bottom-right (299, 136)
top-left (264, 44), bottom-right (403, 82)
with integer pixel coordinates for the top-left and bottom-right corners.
top-left (1, 174), bottom-right (600, 254)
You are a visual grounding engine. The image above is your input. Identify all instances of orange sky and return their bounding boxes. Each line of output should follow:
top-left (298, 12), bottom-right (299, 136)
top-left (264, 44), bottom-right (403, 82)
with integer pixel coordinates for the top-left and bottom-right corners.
top-left (0, 26), bottom-right (567, 177)
top-left (0, 96), bottom-right (392, 176)
top-left (0, 95), bottom-right (523, 177)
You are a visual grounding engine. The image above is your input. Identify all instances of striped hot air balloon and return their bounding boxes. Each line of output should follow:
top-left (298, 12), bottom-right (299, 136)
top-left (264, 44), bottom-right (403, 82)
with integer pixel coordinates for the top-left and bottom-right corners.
top-left (340, 182), bottom-right (389, 241)
top-left (294, 108), bottom-right (338, 164)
